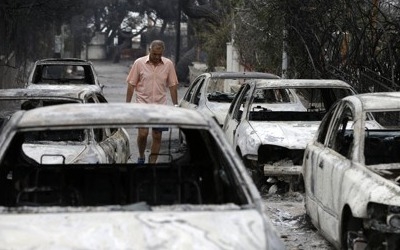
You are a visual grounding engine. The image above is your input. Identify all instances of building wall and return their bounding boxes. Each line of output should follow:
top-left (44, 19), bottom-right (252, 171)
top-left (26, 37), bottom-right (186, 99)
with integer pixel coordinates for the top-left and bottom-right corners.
top-left (81, 32), bottom-right (107, 60)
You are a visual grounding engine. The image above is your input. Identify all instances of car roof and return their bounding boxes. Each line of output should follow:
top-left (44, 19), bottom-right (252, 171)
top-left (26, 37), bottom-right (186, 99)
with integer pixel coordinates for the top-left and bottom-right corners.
top-left (344, 92), bottom-right (400, 111)
top-left (0, 86), bottom-right (102, 100)
top-left (34, 58), bottom-right (93, 66)
top-left (252, 78), bottom-right (354, 88)
top-left (204, 71), bottom-right (280, 79)
top-left (15, 103), bottom-right (210, 129)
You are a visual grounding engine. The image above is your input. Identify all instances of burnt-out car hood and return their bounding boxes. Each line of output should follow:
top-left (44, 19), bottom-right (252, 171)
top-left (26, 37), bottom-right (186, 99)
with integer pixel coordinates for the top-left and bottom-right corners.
top-left (205, 102), bottom-right (232, 125)
top-left (250, 121), bottom-right (320, 149)
top-left (0, 205), bottom-right (284, 249)
top-left (22, 143), bottom-right (104, 164)
top-left (367, 164), bottom-right (400, 188)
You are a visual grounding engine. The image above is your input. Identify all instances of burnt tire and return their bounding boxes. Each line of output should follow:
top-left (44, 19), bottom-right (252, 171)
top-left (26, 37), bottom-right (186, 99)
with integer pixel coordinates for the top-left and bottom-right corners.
top-left (341, 211), bottom-right (365, 249)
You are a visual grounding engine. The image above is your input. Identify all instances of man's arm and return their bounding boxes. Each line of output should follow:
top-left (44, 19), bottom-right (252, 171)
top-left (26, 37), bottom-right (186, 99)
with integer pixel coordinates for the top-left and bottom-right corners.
top-left (126, 60), bottom-right (140, 103)
top-left (126, 84), bottom-right (135, 103)
top-left (166, 60), bottom-right (179, 105)
top-left (169, 84), bottom-right (178, 105)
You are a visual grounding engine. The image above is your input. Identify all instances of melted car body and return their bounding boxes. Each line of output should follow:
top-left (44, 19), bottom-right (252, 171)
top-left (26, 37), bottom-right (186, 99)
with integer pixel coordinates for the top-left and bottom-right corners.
top-left (180, 72), bottom-right (279, 126)
top-left (223, 79), bottom-right (356, 189)
top-left (0, 86), bottom-right (126, 164)
top-left (0, 103), bottom-right (284, 249)
top-left (303, 92), bottom-right (400, 249)
top-left (26, 58), bottom-right (104, 92)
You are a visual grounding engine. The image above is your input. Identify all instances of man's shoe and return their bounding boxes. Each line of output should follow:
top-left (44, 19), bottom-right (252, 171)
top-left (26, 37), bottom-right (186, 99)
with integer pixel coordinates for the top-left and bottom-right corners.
top-left (137, 157), bottom-right (145, 164)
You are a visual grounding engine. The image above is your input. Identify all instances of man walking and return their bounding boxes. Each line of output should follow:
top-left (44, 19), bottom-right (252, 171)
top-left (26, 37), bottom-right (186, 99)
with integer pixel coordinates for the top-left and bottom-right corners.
top-left (126, 40), bottom-right (179, 164)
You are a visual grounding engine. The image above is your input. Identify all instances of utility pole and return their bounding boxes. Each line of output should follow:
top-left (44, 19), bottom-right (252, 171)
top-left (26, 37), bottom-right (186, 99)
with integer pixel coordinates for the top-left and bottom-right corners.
top-left (281, 28), bottom-right (288, 79)
top-left (175, 0), bottom-right (181, 64)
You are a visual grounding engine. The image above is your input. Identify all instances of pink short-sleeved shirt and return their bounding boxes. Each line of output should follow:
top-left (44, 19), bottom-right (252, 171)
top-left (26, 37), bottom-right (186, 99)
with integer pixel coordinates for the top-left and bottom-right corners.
top-left (126, 55), bottom-right (178, 104)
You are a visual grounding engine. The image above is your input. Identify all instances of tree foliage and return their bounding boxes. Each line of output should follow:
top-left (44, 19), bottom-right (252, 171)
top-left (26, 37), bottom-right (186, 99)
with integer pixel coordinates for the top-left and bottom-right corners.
top-left (2, 0), bottom-right (400, 91)
top-left (233, 0), bottom-right (400, 91)
top-left (189, 0), bottom-right (235, 69)
top-left (0, 0), bottom-right (93, 87)
top-left (1, 0), bottom-right (81, 61)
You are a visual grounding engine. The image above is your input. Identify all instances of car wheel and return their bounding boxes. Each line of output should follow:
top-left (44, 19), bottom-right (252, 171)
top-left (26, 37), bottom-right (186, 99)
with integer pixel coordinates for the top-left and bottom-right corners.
top-left (341, 210), bottom-right (366, 250)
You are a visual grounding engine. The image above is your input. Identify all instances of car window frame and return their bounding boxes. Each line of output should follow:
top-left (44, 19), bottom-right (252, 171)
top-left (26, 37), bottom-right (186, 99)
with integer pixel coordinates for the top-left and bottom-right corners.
top-left (227, 84), bottom-right (245, 115)
top-left (325, 102), bottom-right (355, 159)
top-left (233, 84), bottom-right (252, 121)
top-left (183, 76), bottom-right (204, 103)
top-left (227, 83), bottom-right (248, 121)
top-left (193, 77), bottom-right (205, 105)
top-left (316, 102), bottom-right (340, 145)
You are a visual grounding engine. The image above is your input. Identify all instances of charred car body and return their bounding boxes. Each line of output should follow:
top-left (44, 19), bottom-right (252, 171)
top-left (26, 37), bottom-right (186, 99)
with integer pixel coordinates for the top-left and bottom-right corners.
top-left (0, 103), bottom-right (284, 249)
top-left (0, 85), bottom-right (107, 131)
top-left (180, 72), bottom-right (279, 126)
top-left (223, 79), bottom-right (356, 190)
top-left (302, 92), bottom-right (400, 249)
top-left (26, 58), bottom-right (104, 92)
top-left (0, 86), bottom-right (128, 164)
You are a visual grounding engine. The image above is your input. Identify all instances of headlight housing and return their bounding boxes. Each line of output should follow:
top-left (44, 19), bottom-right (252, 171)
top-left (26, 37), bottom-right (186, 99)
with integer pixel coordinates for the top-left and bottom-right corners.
top-left (367, 202), bottom-right (400, 231)
top-left (387, 214), bottom-right (400, 229)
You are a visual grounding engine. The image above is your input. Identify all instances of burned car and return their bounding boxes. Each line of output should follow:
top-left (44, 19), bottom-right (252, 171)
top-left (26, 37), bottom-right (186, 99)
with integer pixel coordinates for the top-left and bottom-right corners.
top-left (26, 58), bottom-right (104, 91)
top-left (302, 92), bottom-right (400, 249)
top-left (0, 86), bottom-right (128, 164)
top-left (0, 85), bottom-right (107, 132)
top-left (0, 103), bottom-right (284, 249)
top-left (223, 79), bottom-right (356, 190)
top-left (180, 72), bottom-right (279, 126)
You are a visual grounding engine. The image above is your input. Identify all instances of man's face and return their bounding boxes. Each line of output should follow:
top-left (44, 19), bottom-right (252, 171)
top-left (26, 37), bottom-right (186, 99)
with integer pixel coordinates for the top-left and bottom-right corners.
top-left (149, 46), bottom-right (163, 64)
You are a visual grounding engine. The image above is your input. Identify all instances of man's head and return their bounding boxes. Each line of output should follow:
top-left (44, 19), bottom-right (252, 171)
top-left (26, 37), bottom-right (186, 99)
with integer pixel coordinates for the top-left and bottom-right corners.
top-left (149, 40), bottom-right (165, 65)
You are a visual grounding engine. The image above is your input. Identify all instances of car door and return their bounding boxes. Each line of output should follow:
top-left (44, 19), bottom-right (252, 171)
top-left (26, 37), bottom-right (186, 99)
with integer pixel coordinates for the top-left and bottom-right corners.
top-left (312, 104), bottom-right (344, 208)
top-left (180, 76), bottom-right (205, 110)
top-left (314, 103), bottom-right (355, 239)
top-left (303, 102), bottom-right (337, 228)
top-left (223, 83), bottom-right (252, 146)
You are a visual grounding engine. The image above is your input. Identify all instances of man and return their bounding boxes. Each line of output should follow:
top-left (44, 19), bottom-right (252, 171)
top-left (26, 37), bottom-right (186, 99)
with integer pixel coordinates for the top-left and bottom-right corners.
top-left (126, 40), bottom-right (179, 164)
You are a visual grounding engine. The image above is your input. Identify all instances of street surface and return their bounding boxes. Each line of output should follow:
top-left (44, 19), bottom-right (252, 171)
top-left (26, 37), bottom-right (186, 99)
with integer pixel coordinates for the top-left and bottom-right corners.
top-left (93, 59), bottom-right (334, 250)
